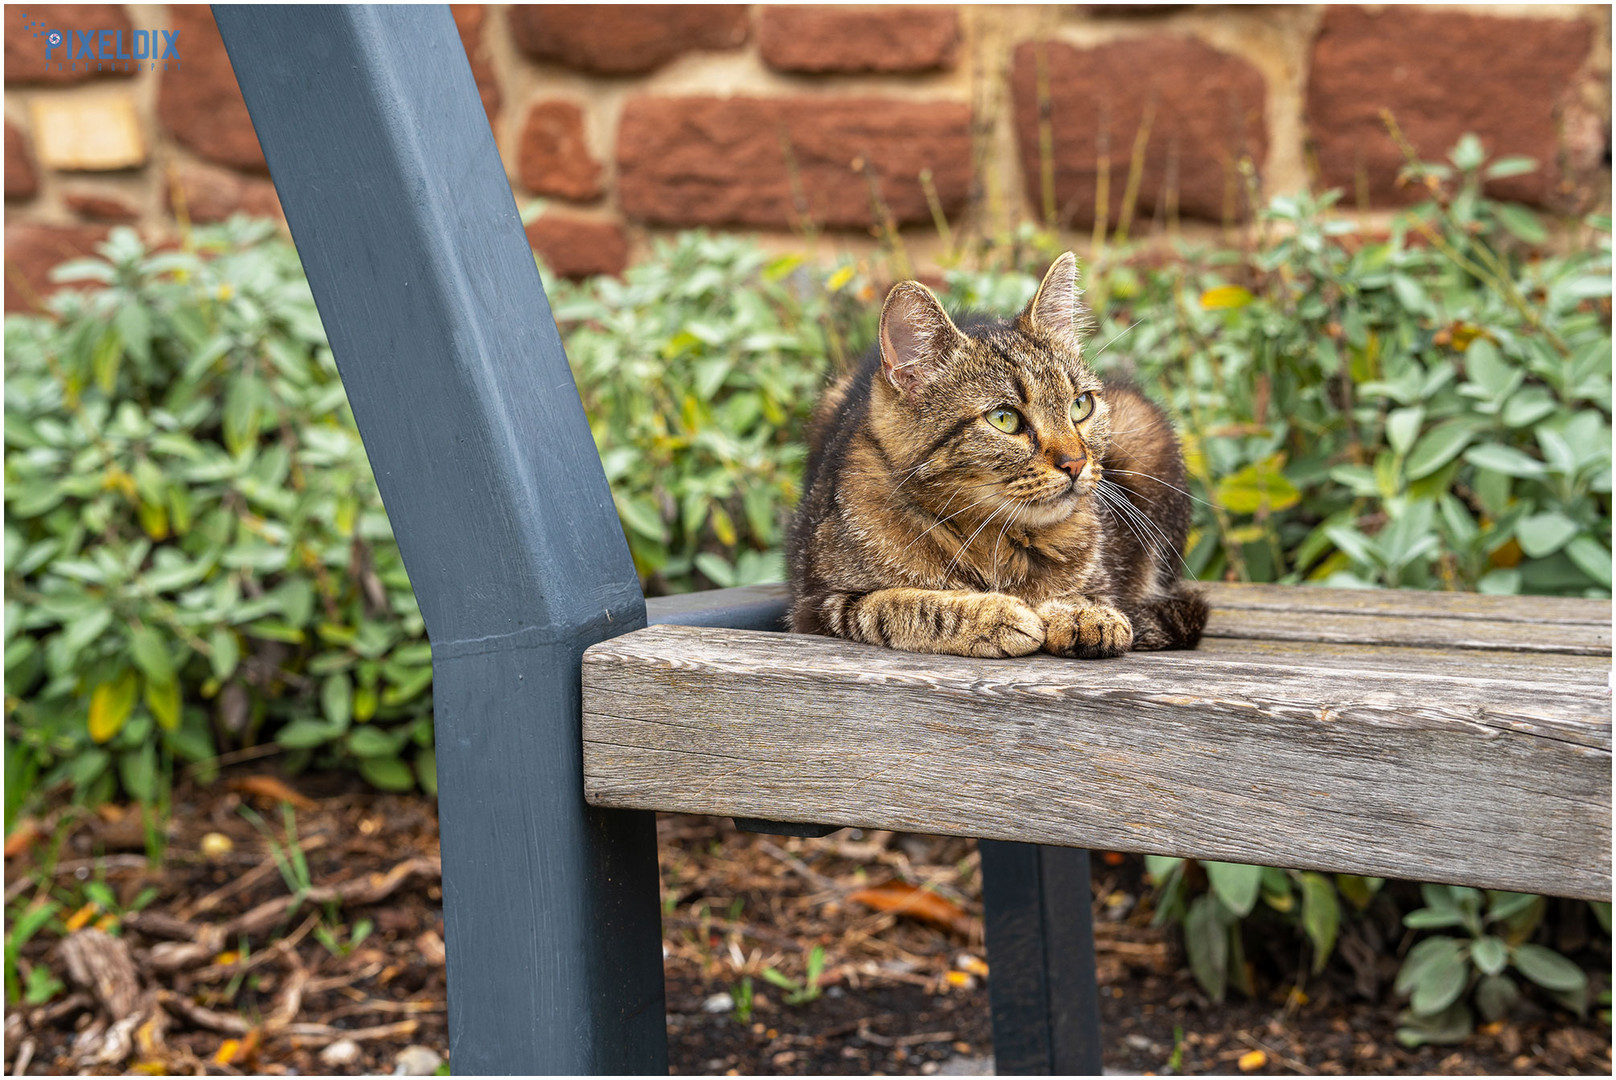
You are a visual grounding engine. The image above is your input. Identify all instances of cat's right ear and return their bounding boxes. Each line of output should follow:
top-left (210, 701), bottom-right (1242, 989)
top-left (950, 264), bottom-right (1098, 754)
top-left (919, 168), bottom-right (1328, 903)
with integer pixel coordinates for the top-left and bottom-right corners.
top-left (879, 281), bottom-right (963, 397)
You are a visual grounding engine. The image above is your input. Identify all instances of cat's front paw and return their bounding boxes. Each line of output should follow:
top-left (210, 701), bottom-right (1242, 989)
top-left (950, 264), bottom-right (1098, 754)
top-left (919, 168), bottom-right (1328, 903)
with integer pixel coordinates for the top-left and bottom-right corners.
top-left (958, 593), bottom-right (1046, 658)
top-left (1037, 599), bottom-right (1133, 659)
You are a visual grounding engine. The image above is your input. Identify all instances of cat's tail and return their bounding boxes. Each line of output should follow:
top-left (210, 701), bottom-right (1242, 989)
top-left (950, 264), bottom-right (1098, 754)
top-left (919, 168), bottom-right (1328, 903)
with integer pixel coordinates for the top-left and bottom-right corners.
top-left (1125, 585), bottom-right (1209, 651)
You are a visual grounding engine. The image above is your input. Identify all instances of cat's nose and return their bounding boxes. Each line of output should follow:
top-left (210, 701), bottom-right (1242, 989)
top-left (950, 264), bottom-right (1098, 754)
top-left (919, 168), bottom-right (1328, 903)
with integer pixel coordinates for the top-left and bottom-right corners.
top-left (1054, 453), bottom-right (1087, 477)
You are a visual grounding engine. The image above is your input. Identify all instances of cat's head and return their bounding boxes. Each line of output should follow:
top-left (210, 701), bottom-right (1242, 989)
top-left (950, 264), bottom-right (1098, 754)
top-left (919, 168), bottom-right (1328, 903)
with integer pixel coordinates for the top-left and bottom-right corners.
top-left (871, 252), bottom-right (1109, 527)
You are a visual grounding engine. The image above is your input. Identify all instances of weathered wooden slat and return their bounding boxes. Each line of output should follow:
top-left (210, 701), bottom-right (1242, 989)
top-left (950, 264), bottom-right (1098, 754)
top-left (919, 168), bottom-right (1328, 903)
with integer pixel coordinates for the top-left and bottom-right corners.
top-left (1203, 582), bottom-right (1611, 626)
top-left (1205, 605), bottom-right (1609, 655)
top-left (581, 626), bottom-right (1612, 900)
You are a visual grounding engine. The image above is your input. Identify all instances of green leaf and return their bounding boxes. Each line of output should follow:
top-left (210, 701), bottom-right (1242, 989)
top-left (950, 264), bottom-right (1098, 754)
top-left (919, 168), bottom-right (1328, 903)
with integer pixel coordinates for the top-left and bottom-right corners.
top-left (1483, 156), bottom-right (1537, 180)
top-left (1299, 872), bottom-right (1339, 973)
top-left (1215, 455), bottom-right (1301, 515)
top-left (1395, 1002), bottom-right (1474, 1047)
top-left (1203, 861), bottom-right (1261, 918)
top-left (1472, 936), bottom-right (1507, 976)
top-left (1183, 894), bottom-right (1229, 1003)
top-left (1493, 203), bottom-right (1547, 245)
top-left (321, 673), bottom-right (353, 729)
top-left (415, 747), bottom-right (437, 797)
top-left (1465, 443), bottom-right (1546, 479)
top-left (89, 671), bottom-right (140, 743)
top-left (1334, 874), bottom-right (1383, 912)
top-left (277, 719), bottom-right (343, 750)
top-left (128, 624), bottom-right (176, 685)
top-left (1409, 942), bottom-right (1470, 1015)
top-left (1511, 943), bottom-right (1586, 993)
top-left (118, 742), bottom-right (157, 803)
top-left (1385, 407), bottom-right (1424, 457)
top-left (1564, 535), bottom-right (1612, 587)
top-left (358, 755), bottom-right (416, 792)
top-left (1396, 936), bottom-right (1463, 996)
top-left (1516, 511), bottom-right (1579, 559)
top-left (143, 677), bottom-right (182, 732)
top-left (209, 628), bottom-right (240, 681)
top-left (347, 726), bottom-right (400, 758)
top-left (1405, 420), bottom-right (1475, 480)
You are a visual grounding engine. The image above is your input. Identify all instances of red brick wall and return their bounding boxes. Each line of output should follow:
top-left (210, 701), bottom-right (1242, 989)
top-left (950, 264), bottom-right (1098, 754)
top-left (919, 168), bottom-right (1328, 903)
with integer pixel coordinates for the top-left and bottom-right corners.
top-left (4, 5), bottom-right (1609, 311)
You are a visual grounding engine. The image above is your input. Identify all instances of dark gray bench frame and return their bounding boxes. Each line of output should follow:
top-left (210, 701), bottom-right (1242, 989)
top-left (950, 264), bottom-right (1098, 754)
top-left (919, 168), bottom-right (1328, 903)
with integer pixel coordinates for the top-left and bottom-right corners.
top-left (217, 7), bottom-right (1100, 1073)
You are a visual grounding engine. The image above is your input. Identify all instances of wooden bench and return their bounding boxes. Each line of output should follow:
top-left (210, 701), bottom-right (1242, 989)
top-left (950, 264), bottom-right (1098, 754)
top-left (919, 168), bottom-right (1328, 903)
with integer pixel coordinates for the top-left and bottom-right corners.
top-left (592, 583), bottom-right (1611, 902)
top-left (217, 7), bottom-right (1611, 1074)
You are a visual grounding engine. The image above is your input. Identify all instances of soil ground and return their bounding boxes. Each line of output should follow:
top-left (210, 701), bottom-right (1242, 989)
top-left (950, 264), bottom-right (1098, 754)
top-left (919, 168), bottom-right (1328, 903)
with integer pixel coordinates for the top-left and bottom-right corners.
top-left (3, 768), bottom-right (1609, 1076)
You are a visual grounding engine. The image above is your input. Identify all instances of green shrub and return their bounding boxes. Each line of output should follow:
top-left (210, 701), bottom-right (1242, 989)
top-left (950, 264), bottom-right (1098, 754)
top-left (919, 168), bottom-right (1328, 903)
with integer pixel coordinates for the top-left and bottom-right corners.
top-left (5, 220), bottom-right (434, 823)
top-left (545, 233), bottom-right (865, 595)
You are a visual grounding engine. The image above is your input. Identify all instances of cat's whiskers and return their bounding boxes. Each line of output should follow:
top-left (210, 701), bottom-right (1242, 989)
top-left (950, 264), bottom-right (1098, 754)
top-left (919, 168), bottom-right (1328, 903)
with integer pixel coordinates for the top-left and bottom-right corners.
top-left (898, 488), bottom-right (1005, 556)
top-left (1097, 480), bottom-right (1192, 573)
top-left (1094, 485), bottom-right (1164, 570)
top-left (990, 498), bottom-right (1031, 592)
top-left (1086, 318), bottom-right (1144, 365)
top-left (940, 496), bottom-right (1017, 585)
top-left (1104, 468), bottom-right (1219, 510)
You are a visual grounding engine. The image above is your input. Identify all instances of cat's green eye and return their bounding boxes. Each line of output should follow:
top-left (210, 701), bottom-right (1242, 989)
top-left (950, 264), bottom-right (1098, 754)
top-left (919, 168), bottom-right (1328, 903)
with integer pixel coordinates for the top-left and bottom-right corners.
top-left (1071, 392), bottom-right (1095, 424)
top-left (986, 407), bottom-right (1023, 434)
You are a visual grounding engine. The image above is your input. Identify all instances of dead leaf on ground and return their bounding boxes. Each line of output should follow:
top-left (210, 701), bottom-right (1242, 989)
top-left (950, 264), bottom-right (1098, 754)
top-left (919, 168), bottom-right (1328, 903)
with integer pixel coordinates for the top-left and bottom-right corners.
top-left (229, 776), bottom-right (317, 810)
top-left (5, 817), bottom-right (42, 858)
top-left (847, 881), bottom-right (977, 937)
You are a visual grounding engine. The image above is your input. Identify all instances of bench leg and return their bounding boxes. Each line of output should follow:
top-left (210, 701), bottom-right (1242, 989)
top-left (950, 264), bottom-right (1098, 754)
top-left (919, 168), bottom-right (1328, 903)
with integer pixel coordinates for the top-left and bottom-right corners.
top-left (980, 840), bottom-right (1104, 1075)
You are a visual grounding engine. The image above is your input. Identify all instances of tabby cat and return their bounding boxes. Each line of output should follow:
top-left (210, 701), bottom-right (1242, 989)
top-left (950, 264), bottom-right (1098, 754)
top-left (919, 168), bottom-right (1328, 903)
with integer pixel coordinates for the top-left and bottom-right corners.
top-left (786, 252), bottom-right (1207, 659)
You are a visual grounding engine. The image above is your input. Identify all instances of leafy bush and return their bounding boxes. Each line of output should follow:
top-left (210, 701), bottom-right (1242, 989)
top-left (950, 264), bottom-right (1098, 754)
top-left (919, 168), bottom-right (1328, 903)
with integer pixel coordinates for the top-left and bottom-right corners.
top-left (5, 221), bottom-right (435, 823)
top-left (544, 233), bottom-right (860, 595)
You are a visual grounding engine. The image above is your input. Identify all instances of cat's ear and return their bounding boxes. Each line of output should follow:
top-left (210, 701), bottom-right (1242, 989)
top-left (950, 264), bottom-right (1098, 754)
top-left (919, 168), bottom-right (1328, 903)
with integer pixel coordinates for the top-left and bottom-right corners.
top-left (879, 281), bottom-right (964, 397)
top-left (1020, 251), bottom-right (1086, 343)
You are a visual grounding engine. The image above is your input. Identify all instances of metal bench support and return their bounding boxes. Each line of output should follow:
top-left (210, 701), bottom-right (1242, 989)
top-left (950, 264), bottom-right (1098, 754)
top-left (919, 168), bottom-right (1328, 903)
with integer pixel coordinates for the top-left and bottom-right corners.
top-left (215, 6), bottom-right (667, 1072)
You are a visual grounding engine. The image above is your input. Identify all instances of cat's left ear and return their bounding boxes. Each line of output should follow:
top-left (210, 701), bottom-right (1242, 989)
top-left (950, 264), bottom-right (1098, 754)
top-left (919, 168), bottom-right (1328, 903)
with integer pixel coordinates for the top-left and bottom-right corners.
top-left (1019, 251), bottom-right (1086, 345)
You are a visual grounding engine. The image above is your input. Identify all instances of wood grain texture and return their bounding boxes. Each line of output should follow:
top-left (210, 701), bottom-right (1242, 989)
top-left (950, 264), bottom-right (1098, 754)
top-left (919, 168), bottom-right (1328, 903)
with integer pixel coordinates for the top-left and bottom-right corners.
top-left (582, 625), bottom-right (1611, 900)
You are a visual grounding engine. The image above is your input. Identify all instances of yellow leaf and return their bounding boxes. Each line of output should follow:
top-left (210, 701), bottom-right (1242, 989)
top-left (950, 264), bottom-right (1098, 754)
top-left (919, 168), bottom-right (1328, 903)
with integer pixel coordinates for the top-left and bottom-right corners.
top-left (138, 500), bottom-right (169, 540)
top-left (131, 1062), bottom-right (169, 1076)
top-left (214, 1039), bottom-right (242, 1066)
top-left (64, 903), bottom-right (98, 932)
top-left (826, 265), bottom-right (855, 293)
top-left (944, 970), bottom-right (972, 988)
top-left (354, 684), bottom-right (378, 722)
top-left (1238, 1049), bottom-right (1267, 1072)
top-left (93, 913), bottom-right (119, 933)
top-left (143, 677), bottom-right (182, 731)
top-left (1200, 285), bottom-right (1254, 310)
top-left (88, 671), bottom-right (139, 743)
top-left (214, 950), bottom-right (241, 966)
top-left (710, 506), bottom-right (738, 547)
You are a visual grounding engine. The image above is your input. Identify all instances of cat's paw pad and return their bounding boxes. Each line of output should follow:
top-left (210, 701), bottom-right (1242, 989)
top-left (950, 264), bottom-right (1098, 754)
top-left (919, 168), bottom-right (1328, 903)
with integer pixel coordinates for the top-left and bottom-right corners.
top-left (1039, 602), bottom-right (1133, 659)
top-left (962, 594), bottom-right (1046, 658)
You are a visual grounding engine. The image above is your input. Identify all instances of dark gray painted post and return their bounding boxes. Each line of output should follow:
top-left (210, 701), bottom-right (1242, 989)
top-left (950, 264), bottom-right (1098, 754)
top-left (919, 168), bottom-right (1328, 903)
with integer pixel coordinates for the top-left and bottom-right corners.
top-left (213, 7), bottom-right (666, 1073)
top-left (980, 840), bottom-right (1104, 1075)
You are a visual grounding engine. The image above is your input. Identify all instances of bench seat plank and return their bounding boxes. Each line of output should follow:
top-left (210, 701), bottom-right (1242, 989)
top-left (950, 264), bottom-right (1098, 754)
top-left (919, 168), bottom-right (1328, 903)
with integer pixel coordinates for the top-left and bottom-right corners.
top-left (582, 623), bottom-right (1611, 900)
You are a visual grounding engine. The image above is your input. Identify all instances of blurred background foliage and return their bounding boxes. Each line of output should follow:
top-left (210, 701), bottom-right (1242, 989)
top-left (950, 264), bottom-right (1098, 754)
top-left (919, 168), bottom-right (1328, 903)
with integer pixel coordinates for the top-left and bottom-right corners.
top-left (4, 136), bottom-right (1610, 1040)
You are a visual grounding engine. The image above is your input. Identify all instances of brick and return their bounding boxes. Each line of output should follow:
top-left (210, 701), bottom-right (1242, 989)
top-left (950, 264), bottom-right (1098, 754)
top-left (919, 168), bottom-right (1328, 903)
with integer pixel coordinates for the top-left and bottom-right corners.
top-left (5, 6), bottom-right (138, 85)
top-left (157, 5), bottom-right (266, 173)
top-left (6, 122), bottom-right (38, 199)
top-left (166, 161), bottom-right (282, 224)
top-left (616, 96), bottom-right (972, 229)
top-left (759, 6), bottom-right (958, 74)
top-left (518, 101), bottom-right (602, 201)
top-left (451, 5), bottom-right (502, 129)
top-left (526, 214), bottom-right (629, 279)
top-left (30, 95), bottom-right (145, 171)
top-left (65, 188), bottom-right (140, 222)
top-left (4, 223), bottom-right (112, 312)
top-left (1011, 36), bottom-right (1267, 228)
top-left (509, 5), bottom-right (748, 75)
top-left (1308, 7), bottom-right (1596, 207)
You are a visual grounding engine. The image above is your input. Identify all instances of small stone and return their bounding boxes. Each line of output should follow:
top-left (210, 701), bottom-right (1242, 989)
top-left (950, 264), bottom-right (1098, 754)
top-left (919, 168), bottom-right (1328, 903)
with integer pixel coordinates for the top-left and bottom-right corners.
top-left (702, 991), bottom-right (734, 1013)
top-left (30, 95), bottom-right (145, 171)
top-left (416, 929), bottom-right (446, 967)
top-left (199, 832), bottom-right (234, 859)
top-left (392, 1045), bottom-right (443, 1076)
top-left (320, 1039), bottom-right (361, 1067)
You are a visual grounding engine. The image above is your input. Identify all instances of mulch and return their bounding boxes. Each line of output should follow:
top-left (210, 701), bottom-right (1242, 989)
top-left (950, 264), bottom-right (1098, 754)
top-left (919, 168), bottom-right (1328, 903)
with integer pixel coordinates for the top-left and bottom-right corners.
top-left (3, 768), bottom-right (1609, 1076)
